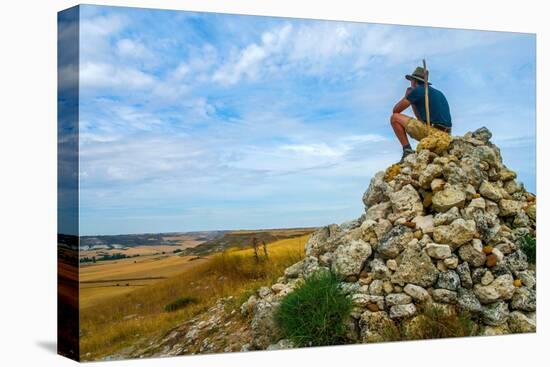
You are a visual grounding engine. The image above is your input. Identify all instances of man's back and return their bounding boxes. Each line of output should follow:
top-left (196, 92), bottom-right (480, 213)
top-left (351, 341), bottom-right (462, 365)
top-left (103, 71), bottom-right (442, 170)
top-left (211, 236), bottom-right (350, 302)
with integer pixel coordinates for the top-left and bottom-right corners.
top-left (406, 84), bottom-right (452, 127)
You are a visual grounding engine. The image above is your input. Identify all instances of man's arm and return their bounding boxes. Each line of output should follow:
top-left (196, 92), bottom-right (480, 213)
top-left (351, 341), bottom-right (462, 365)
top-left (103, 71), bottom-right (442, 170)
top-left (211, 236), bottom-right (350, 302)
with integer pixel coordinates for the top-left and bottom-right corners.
top-left (393, 86), bottom-right (419, 114)
top-left (392, 98), bottom-right (411, 114)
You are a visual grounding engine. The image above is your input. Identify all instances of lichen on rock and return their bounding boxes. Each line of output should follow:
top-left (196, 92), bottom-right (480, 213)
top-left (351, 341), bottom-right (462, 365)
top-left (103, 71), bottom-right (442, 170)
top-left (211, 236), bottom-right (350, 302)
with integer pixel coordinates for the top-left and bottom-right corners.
top-left (416, 128), bottom-right (452, 154)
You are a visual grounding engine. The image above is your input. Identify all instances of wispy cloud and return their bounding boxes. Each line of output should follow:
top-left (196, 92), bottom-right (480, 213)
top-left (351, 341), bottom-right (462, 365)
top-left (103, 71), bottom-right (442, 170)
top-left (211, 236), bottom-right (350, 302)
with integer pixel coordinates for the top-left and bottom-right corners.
top-left (76, 5), bottom-right (536, 235)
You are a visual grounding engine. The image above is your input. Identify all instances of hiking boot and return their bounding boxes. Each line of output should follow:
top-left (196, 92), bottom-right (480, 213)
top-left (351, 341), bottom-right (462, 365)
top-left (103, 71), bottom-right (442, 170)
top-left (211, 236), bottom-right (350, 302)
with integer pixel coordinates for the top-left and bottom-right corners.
top-left (399, 148), bottom-right (414, 163)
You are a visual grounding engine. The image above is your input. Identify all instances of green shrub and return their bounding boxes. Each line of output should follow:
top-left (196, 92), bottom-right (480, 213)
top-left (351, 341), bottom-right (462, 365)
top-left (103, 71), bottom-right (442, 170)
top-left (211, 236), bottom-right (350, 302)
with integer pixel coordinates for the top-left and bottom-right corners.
top-left (520, 234), bottom-right (536, 265)
top-left (404, 304), bottom-right (477, 339)
top-left (164, 296), bottom-right (198, 312)
top-left (394, 303), bottom-right (477, 341)
top-left (274, 271), bottom-right (352, 347)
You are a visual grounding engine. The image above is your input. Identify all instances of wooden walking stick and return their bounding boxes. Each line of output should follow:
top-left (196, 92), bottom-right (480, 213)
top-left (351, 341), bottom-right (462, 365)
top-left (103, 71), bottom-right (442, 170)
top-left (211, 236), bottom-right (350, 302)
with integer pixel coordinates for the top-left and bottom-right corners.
top-left (422, 58), bottom-right (431, 129)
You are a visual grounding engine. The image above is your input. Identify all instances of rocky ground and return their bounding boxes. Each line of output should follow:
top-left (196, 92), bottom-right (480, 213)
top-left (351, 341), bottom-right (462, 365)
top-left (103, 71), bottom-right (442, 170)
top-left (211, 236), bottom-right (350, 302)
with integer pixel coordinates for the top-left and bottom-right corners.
top-left (105, 297), bottom-right (252, 360)
top-left (110, 127), bottom-right (536, 358)
top-left (243, 126), bottom-right (536, 349)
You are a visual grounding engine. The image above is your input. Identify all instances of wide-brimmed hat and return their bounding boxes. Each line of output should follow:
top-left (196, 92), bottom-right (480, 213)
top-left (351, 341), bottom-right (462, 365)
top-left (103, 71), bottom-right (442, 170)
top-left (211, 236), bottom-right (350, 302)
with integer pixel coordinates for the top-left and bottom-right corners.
top-left (405, 66), bottom-right (432, 84)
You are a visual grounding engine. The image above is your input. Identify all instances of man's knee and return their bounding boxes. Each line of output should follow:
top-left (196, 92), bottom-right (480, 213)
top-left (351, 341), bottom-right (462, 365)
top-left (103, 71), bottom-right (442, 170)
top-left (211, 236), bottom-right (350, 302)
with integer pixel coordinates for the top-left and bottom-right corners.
top-left (391, 113), bottom-right (408, 127)
top-left (390, 113), bottom-right (400, 125)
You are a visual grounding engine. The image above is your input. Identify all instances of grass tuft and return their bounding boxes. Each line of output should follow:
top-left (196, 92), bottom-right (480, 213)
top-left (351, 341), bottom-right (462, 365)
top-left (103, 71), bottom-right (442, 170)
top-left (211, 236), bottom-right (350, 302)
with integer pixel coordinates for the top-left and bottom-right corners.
top-left (520, 234), bottom-right (536, 265)
top-left (164, 296), bottom-right (198, 312)
top-left (387, 303), bottom-right (477, 341)
top-left (274, 271), bottom-right (352, 347)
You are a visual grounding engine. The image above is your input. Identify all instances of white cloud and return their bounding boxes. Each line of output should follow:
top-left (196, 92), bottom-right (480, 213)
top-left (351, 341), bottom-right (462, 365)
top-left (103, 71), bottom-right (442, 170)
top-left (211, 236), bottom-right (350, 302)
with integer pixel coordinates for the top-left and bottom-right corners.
top-left (116, 38), bottom-right (152, 59)
top-left (286, 23), bottom-right (354, 64)
top-left (171, 63), bottom-right (190, 80)
top-left (280, 143), bottom-right (343, 158)
top-left (79, 13), bottom-right (127, 63)
top-left (80, 134), bottom-right (210, 186)
top-left (209, 21), bottom-right (514, 87)
top-left (341, 134), bottom-right (388, 144)
top-left (225, 132), bottom-right (390, 176)
top-left (80, 62), bottom-right (156, 90)
top-left (212, 24), bottom-right (292, 85)
top-left (80, 13), bottom-right (126, 37)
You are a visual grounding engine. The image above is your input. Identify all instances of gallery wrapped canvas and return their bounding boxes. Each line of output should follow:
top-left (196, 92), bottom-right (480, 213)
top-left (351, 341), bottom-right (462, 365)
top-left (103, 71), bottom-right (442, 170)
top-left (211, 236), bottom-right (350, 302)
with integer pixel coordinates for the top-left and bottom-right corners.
top-left (58, 4), bottom-right (536, 362)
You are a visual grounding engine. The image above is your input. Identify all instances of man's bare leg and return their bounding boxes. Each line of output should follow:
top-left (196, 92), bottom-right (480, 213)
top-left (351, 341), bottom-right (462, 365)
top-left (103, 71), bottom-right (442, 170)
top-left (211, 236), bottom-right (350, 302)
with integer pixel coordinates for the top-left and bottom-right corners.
top-left (390, 113), bottom-right (412, 147)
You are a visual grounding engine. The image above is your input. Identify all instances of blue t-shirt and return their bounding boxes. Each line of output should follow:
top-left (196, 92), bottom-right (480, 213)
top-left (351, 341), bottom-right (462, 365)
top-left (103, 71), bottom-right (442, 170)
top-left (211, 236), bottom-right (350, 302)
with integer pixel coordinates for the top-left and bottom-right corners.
top-left (406, 84), bottom-right (452, 127)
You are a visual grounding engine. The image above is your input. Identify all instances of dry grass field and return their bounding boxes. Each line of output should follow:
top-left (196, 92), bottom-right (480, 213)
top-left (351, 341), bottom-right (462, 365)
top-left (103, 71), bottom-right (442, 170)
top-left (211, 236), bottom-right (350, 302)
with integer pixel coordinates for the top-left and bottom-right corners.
top-left (80, 255), bottom-right (208, 308)
top-left (79, 234), bottom-right (309, 360)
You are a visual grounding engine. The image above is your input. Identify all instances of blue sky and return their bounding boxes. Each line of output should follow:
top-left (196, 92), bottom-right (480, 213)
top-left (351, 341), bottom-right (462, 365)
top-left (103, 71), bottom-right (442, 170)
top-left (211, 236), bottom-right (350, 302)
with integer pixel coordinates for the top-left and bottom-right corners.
top-left (76, 5), bottom-right (536, 235)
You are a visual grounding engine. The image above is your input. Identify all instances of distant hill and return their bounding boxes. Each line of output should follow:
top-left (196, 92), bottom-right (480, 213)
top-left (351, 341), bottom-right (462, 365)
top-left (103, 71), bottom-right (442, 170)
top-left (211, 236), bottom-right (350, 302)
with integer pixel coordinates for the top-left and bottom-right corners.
top-left (79, 231), bottom-right (226, 250)
top-left (78, 228), bottom-right (319, 253)
top-left (182, 227), bottom-right (318, 256)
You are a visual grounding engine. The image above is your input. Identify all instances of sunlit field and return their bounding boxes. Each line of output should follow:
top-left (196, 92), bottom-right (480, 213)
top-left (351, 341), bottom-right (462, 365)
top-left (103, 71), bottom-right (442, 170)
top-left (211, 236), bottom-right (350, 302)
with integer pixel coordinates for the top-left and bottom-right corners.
top-left (79, 234), bottom-right (309, 360)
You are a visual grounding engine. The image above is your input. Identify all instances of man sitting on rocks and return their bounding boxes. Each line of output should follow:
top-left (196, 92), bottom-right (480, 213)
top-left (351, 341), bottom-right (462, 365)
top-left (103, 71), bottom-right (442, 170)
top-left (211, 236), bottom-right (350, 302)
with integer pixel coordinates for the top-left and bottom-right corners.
top-left (390, 65), bottom-right (452, 162)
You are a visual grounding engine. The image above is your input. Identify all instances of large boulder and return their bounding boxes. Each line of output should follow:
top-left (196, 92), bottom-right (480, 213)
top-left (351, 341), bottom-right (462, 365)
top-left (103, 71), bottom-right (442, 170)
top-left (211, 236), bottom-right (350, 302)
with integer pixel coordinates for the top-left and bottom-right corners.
top-left (250, 299), bottom-right (280, 349)
top-left (425, 243), bottom-right (452, 260)
top-left (461, 157), bottom-right (486, 188)
top-left (385, 293), bottom-right (412, 307)
top-left (284, 256), bottom-right (319, 279)
top-left (510, 287), bottom-right (536, 312)
top-left (457, 287), bottom-right (483, 314)
top-left (456, 261), bottom-right (473, 289)
top-left (391, 244), bottom-right (439, 288)
top-left (304, 224), bottom-right (342, 257)
top-left (365, 202), bottom-right (392, 221)
top-left (517, 270), bottom-right (536, 289)
top-left (507, 311), bottom-right (536, 333)
top-left (504, 250), bottom-right (529, 273)
top-left (434, 207), bottom-right (461, 226)
top-left (403, 284), bottom-right (430, 302)
top-left (436, 270), bottom-right (461, 291)
top-left (378, 225), bottom-right (414, 259)
top-left (481, 301), bottom-right (510, 326)
top-left (458, 242), bottom-right (487, 267)
top-left (352, 294), bottom-right (385, 310)
top-left (331, 240), bottom-right (372, 278)
top-left (412, 215), bottom-right (434, 234)
top-left (369, 258), bottom-right (391, 280)
top-left (363, 171), bottom-right (389, 207)
top-left (479, 180), bottom-right (504, 201)
top-left (432, 186), bottom-right (467, 212)
top-left (389, 303), bottom-right (417, 319)
top-left (471, 145), bottom-right (499, 166)
top-left (498, 199), bottom-right (525, 217)
top-left (433, 218), bottom-right (477, 247)
top-left (443, 162), bottom-right (469, 186)
top-left (473, 274), bottom-right (516, 304)
top-left (472, 127), bottom-right (492, 142)
top-left (418, 164), bottom-right (443, 189)
top-left (388, 184), bottom-right (423, 220)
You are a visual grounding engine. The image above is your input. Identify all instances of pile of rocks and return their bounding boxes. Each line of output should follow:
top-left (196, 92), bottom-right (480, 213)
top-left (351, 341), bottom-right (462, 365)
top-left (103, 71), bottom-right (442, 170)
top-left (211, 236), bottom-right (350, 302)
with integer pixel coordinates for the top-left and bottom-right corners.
top-left (243, 127), bottom-right (536, 349)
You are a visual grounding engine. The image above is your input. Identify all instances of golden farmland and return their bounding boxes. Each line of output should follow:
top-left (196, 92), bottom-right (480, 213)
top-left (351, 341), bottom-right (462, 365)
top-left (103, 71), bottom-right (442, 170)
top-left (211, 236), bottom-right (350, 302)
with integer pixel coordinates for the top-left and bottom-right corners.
top-left (80, 255), bottom-right (208, 308)
top-left (79, 231), bottom-right (311, 361)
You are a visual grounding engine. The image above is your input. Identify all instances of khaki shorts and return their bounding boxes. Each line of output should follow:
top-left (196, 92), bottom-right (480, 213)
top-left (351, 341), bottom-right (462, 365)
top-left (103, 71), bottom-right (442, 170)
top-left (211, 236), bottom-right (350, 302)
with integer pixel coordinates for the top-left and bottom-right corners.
top-left (405, 118), bottom-right (431, 141)
top-left (405, 118), bottom-right (451, 141)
